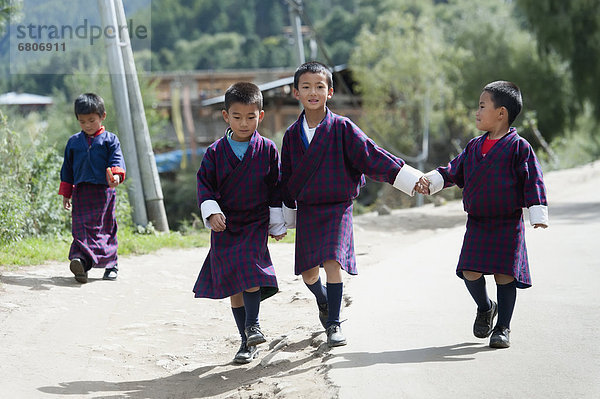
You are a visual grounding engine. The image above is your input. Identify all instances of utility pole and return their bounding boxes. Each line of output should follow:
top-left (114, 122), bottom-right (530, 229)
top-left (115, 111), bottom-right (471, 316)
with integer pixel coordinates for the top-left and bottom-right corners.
top-left (286, 0), bottom-right (305, 65)
top-left (112, 0), bottom-right (169, 231)
top-left (415, 94), bottom-right (430, 207)
top-left (97, 0), bottom-right (148, 226)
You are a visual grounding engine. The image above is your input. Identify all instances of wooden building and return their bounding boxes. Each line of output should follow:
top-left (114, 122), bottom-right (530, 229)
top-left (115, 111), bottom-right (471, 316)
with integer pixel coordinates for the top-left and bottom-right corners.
top-left (146, 65), bottom-right (361, 150)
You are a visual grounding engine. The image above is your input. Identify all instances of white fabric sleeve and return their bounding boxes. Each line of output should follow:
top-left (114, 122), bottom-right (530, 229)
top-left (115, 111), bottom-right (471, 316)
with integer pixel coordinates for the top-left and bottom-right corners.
top-left (528, 205), bottom-right (548, 226)
top-left (425, 170), bottom-right (445, 195)
top-left (269, 207), bottom-right (287, 236)
top-left (282, 203), bottom-right (297, 229)
top-left (200, 199), bottom-right (224, 229)
top-left (392, 164), bottom-right (423, 196)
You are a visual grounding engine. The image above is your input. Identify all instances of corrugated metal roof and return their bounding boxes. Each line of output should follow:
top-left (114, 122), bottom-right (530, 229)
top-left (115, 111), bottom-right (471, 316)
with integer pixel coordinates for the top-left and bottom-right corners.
top-left (199, 64), bottom-right (348, 107)
top-left (0, 92), bottom-right (53, 105)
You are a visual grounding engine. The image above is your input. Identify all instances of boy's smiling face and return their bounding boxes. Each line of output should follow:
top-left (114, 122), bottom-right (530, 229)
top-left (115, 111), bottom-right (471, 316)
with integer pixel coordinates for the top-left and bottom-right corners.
top-left (293, 71), bottom-right (333, 112)
top-left (222, 102), bottom-right (264, 142)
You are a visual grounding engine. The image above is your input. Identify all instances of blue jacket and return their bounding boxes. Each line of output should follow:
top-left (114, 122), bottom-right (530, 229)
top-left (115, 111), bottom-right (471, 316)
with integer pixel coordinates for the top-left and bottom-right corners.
top-left (60, 130), bottom-right (126, 186)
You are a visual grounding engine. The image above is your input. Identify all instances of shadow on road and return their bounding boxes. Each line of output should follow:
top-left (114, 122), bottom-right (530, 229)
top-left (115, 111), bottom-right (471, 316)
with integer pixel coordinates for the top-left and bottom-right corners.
top-left (329, 342), bottom-right (494, 369)
top-left (545, 201), bottom-right (600, 221)
top-left (37, 338), bottom-right (323, 398)
top-left (0, 274), bottom-right (103, 290)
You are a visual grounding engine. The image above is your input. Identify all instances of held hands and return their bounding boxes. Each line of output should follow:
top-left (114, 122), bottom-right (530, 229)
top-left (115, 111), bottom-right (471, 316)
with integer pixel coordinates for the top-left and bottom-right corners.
top-left (270, 232), bottom-right (287, 241)
top-left (106, 168), bottom-right (121, 188)
top-left (414, 176), bottom-right (431, 195)
top-left (208, 213), bottom-right (226, 232)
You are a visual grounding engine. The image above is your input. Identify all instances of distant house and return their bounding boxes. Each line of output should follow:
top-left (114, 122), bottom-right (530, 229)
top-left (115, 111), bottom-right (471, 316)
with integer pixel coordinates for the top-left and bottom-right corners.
top-left (146, 65), bottom-right (361, 150)
top-left (0, 92), bottom-right (53, 112)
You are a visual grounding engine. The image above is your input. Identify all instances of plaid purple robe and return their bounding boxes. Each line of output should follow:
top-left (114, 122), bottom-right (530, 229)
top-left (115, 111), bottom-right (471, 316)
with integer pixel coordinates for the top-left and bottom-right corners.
top-left (281, 109), bottom-right (406, 275)
top-left (193, 131), bottom-right (280, 299)
top-left (437, 128), bottom-right (547, 288)
top-left (69, 183), bottom-right (118, 269)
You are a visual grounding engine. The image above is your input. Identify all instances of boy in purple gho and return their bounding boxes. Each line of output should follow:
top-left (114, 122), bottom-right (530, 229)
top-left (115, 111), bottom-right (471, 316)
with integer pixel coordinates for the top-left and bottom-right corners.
top-left (280, 61), bottom-right (423, 347)
top-left (193, 82), bottom-right (286, 364)
top-left (59, 93), bottom-right (126, 283)
top-left (416, 81), bottom-right (548, 348)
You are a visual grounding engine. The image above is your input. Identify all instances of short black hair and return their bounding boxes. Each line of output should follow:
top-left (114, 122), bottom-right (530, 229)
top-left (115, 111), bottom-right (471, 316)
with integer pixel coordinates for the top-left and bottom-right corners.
top-left (224, 82), bottom-right (263, 111)
top-left (483, 81), bottom-right (523, 125)
top-left (293, 61), bottom-right (333, 90)
top-left (74, 93), bottom-right (105, 118)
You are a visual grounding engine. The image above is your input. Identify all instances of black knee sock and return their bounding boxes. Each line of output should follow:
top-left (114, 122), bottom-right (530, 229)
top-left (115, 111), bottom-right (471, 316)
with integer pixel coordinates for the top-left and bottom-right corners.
top-left (231, 306), bottom-right (246, 342)
top-left (326, 282), bottom-right (343, 327)
top-left (242, 290), bottom-right (261, 328)
top-left (464, 275), bottom-right (491, 311)
top-left (305, 277), bottom-right (328, 305)
top-left (496, 280), bottom-right (517, 328)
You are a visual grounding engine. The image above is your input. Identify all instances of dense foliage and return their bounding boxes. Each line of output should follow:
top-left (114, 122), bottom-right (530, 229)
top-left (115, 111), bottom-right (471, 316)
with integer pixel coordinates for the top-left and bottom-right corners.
top-left (515, 0), bottom-right (600, 119)
top-left (0, 112), bottom-right (69, 244)
top-left (351, 0), bottom-right (580, 170)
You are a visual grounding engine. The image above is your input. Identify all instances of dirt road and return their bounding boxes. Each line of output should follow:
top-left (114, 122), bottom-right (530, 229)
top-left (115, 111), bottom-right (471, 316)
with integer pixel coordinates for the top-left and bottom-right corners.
top-left (1, 162), bottom-right (598, 398)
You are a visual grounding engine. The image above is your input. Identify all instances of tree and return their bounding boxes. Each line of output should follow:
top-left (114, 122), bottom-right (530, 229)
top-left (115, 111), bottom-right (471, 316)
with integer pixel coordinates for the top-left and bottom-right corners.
top-left (351, 0), bottom-right (575, 171)
top-left (515, 0), bottom-right (600, 120)
top-left (436, 0), bottom-right (575, 142)
top-left (351, 3), bottom-right (448, 158)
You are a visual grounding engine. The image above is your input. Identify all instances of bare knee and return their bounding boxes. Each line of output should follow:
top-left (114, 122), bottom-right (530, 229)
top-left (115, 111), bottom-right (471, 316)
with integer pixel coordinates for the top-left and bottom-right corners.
top-left (323, 260), bottom-right (342, 284)
top-left (302, 266), bottom-right (320, 285)
top-left (230, 292), bottom-right (244, 308)
top-left (494, 274), bottom-right (514, 285)
top-left (463, 270), bottom-right (483, 281)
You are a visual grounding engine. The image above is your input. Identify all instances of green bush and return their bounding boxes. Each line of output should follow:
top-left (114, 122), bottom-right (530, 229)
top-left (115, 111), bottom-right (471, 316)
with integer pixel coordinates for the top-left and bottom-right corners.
top-left (0, 111), bottom-right (69, 244)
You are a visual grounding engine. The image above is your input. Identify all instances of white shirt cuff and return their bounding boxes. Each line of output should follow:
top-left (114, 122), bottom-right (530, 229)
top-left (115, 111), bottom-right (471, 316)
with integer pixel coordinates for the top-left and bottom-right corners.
top-left (425, 170), bottom-right (445, 195)
top-left (528, 204), bottom-right (548, 226)
top-left (282, 203), bottom-right (297, 229)
top-left (269, 207), bottom-right (287, 236)
top-left (392, 164), bottom-right (423, 196)
top-left (200, 200), bottom-right (224, 229)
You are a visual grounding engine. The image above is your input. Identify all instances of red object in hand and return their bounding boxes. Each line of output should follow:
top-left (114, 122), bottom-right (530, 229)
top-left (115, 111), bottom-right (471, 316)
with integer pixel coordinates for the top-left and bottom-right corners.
top-left (106, 167), bottom-right (116, 183)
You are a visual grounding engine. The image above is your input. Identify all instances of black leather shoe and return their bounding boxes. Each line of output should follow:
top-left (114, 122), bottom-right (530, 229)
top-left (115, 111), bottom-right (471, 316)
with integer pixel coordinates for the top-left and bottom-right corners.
top-left (103, 268), bottom-right (118, 281)
top-left (233, 342), bottom-right (258, 364)
top-left (245, 324), bottom-right (266, 346)
top-left (326, 324), bottom-right (347, 347)
top-left (69, 258), bottom-right (88, 284)
top-left (318, 302), bottom-right (328, 329)
top-left (473, 300), bottom-right (497, 338)
top-left (489, 325), bottom-right (511, 348)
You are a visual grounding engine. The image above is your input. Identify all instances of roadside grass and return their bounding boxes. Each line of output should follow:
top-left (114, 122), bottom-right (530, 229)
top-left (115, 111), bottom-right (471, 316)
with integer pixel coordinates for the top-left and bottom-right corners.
top-left (0, 229), bottom-right (209, 269)
top-left (0, 228), bottom-right (295, 269)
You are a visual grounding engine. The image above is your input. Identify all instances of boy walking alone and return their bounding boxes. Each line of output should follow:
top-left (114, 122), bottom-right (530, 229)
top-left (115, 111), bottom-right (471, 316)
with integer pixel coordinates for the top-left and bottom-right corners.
top-left (59, 93), bottom-right (125, 283)
top-left (193, 82), bottom-right (286, 363)
top-left (280, 61), bottom-right (423, 347)
top-left (416, 81), bottom-right (548, 348)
